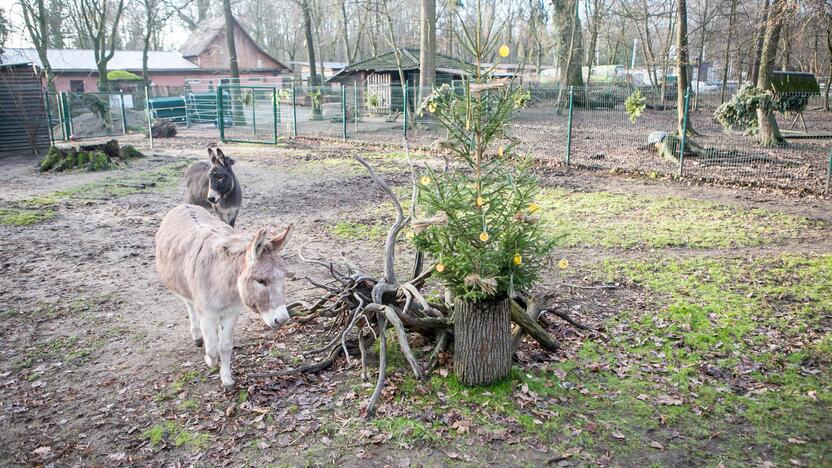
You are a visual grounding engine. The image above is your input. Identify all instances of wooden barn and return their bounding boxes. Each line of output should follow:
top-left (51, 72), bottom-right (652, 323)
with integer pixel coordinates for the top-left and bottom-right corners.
top-left (0, 62), bottom-right (50, 157)
top-left (327, 48), bottom-right (471, 112)
top-left (180, 17), bottom-right (290, 76)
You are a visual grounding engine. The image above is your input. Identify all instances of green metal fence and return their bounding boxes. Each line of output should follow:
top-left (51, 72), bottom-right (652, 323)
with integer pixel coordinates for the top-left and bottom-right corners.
top-left (58, 82), bottom-right (831, 195)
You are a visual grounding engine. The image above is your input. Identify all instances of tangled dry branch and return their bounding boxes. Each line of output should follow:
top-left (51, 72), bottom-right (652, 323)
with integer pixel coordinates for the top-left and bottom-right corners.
top-left (254, 154), bottom-right (579, 417)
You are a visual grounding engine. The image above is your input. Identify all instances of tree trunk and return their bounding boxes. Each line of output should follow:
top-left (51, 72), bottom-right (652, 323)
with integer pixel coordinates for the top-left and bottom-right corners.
top-left (826, 13), bottom-right (831, 112)
top-left (222, 0), bottom-right (240, 80)
top-left (453, 298), bottom-right (512, 386)
top-left (553, 0), bottom-right (584, 88)
top-left (756, 0), bottom-right (786, 146)
top-left (418, 0), bottom-right (436, 103)
top-left (338, 0), bottom-right (351, 63)
top-left (300, 0), bottom-right (321, 118)
top-left (750, 0), bottom-right (770, 85)
top-left (222, 0), bottom-right (242, 124)
top-left (676, 0), bottom-right (693, 135)
top-left (719, 0), bottom-right (736, 104)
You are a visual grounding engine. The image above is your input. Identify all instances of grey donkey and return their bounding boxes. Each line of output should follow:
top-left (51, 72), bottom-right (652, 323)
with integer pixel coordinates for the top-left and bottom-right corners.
top-left (185, 148), bottom-right (242, 227)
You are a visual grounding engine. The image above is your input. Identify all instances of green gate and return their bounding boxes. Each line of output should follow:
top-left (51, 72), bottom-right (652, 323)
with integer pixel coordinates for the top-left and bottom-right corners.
top-left (217, 84), bottom-right (283, 144)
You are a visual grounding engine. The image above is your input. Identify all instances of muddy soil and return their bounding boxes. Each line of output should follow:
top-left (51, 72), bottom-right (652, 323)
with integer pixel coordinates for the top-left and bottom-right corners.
top-left (0, 135), bottom-right (829, 466)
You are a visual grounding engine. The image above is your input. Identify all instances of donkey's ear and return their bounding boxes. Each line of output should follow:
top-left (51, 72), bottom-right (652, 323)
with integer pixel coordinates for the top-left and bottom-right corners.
top-left (216, 148), bottom-right (229, 166)
top-left (271, 224), bottom-right (294, 253)
top-left (248, 228), bottom-right (269, 262)
top-left (209, 148), bottom-right (221, 166)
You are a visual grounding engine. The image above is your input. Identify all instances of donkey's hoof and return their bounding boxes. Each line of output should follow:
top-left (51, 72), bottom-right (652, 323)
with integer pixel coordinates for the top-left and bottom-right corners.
top-left (194, 338), bottom-right (204, 348)
top-left (222, 382), bottom-right (236, 393)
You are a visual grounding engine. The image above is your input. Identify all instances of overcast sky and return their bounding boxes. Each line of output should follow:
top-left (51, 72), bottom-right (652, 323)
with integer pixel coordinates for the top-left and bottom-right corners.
top-left (1, 0), bottom-right (189, 50)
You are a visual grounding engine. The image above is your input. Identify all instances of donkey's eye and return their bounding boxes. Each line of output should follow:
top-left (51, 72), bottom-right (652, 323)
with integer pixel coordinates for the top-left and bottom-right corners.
top-left (217, 176), bottom-right (225, 181)
top-left (255, 278), bottom-right (267, 286)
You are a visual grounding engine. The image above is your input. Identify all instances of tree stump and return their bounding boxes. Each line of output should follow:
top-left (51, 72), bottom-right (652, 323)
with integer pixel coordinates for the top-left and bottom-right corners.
top-left (151, 119), bottom-right (177, 138)
top-left (453, 297), bottom-right (512, 386)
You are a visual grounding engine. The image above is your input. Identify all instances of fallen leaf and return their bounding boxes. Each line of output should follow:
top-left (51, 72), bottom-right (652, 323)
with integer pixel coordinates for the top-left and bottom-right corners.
top-left (787, 437), bottom-right (807, 445)
top-left (107, 452), bottom-right (127, 462)
top-left (649, 441), bottom-right (664, 450)
top-left (611, 431), bottom-right (626, 440)
top-left (33, 446), bottom-right (52, 458)
top-left (585, 422), bottom-right (598, 433)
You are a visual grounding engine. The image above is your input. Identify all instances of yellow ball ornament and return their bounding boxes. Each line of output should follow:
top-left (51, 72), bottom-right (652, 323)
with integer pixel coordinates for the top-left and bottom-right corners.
top-left (559, 259), bottom-right (570, 269)
top-left (406, 231), bottom-right (414, 240)
top-left (513, 254), bottom-right (523, 265)
top-left (476, 196), bottom-right (485, 207)
top-left (498, 146), bottom-right (504, 157)
top-left (435, 263), bottom-right (445, 273)
top-left (528, 202), bottom-right (540, 213)
top-left (479, 231), bottom-right (490, 242)
top-left (499, 45), bottom-right (510, 58)
top-left (428, 102), bottom-right (436, 113)
top-left (420, 175), bottom-right (431, 185)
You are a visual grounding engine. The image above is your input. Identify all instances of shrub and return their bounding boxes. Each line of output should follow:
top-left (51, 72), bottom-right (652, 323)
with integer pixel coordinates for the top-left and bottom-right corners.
top-left (714, 83), bottom-right (774, 135)
top-left (624, 89), bottom-right (646, 123)
top-left (106, 70), bottom-right (142, 81)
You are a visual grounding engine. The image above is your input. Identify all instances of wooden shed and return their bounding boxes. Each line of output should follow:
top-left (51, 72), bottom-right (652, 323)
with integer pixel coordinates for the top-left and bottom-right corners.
top-left (0, 62), bottom-right (50, 157)
top-left (327, 48), bottom-right (471, 112)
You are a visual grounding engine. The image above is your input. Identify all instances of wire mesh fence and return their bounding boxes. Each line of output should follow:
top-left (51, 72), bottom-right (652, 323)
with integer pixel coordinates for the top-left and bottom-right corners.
top-left (51, 81), bottom-right (832, 194)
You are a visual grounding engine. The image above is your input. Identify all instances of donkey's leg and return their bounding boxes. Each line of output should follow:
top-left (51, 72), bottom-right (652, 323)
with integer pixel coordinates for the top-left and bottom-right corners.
top-left (218, 313), bottom-right (240, 390)
top-left (184, 301), bottom-right (203, 348)
top-left (200, 314), bottom-right (220, 369)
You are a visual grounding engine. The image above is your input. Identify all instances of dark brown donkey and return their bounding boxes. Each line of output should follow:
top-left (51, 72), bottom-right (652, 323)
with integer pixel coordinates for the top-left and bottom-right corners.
top-left (185, 148), bottom-right (242, 227)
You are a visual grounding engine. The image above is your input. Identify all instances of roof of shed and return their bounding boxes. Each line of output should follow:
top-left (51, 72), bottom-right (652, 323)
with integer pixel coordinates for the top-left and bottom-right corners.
top-left (328, 48), bottom-right (472, 82)
top-left (0, 48), bottom-right (200, 71)
top-left (179, 17), bottom-right (289, 71)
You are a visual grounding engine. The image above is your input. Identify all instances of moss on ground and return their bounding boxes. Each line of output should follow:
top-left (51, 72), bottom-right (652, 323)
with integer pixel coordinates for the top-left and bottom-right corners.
top-left (538, 188), bottom-right (817, 248)
top-left (142, 421), bottom-right (211, 450)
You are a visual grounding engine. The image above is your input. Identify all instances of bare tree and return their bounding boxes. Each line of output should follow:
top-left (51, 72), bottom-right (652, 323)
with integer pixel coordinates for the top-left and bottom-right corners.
top-left (719, 0), bottom-right (737, 103)
top-left (141, 0), bottom-right (184, 88)
top-left (552, 0), bottom-right (584, 88)
top-left (19, 0), bottom-right (56, 92)
top-left (419, 0), bottom-right (437, 102)
top-left (675, 0), bottom-right (694, 134)
top-left (71, 0), bottom-right (126, 92)
top-left (756, 0), bottom-right (787, 145)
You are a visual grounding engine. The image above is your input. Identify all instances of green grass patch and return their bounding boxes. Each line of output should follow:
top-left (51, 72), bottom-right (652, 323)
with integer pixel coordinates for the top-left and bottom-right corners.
top-left (142, 421), bottom-right (211, 450)
top-left (328, 220), bottom-right (387, 241)
top-left (20, 160), bottom-right (191, 211)
top-left (0, 207), bottom-right (56, 226)
top-left (538, 188), bottom-right (816, 248)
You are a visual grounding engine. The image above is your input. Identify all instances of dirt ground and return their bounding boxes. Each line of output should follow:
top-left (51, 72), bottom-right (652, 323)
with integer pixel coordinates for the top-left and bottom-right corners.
top-left (1, 134), bottom-right (830, 467)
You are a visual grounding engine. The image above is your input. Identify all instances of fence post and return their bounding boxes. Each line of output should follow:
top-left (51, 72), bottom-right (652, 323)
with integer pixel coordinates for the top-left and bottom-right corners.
top-left (44, 91), bottom-right (55, 146)
top-left (63, 92), bottom-right (74, 138)
top-left (55, 92), bottom-right (65, 141)
top-left (678, 90), bottom-right (691, 176)
top-left (566, 86), bottom-right (574, 168)
top-left (217, 84), bottom-right (225, 142)
top-left (826, 149), bottom-right (832, 196)
top-left (291, 83), bottom-right (297, 138)
top-left (272, 88), bottom-right (278, 144)
top-left (341, 86), bottom-right (347, 140)
top-left (119, 90), bottom-right (128, 135)
top-left (353, 81), bottom-right (359, 132)
top-left (403, 82), bottom-right (408, 139)
top-left (252, 89), bottom-right (257, 135)
top-left (145, 86), bottom-right (154, 149)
